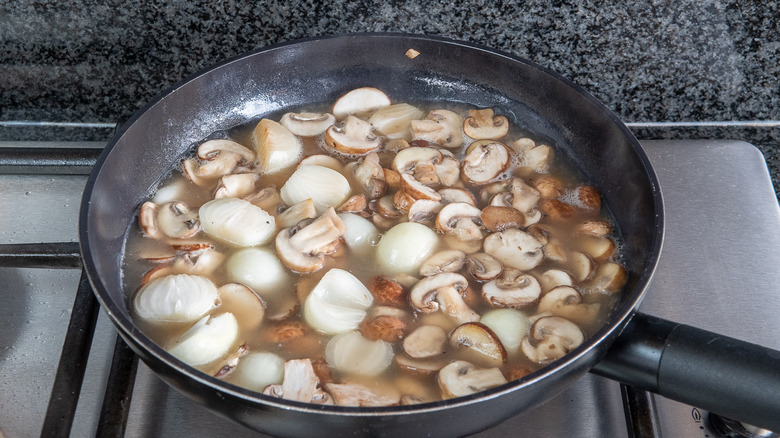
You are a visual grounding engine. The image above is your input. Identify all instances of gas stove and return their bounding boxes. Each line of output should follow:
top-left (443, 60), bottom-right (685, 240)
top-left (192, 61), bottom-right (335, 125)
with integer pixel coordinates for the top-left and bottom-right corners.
top-left (0, 139), bottom-right (778, 437)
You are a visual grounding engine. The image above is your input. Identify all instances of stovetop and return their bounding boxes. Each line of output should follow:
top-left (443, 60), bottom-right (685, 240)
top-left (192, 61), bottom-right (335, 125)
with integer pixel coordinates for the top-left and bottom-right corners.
top-left (0, 140), bottom-right (778, 437)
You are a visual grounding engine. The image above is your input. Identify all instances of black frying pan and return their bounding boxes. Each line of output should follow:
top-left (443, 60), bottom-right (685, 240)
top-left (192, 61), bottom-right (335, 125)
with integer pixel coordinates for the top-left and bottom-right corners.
top-left (79, 34), bottom-right (780, 436)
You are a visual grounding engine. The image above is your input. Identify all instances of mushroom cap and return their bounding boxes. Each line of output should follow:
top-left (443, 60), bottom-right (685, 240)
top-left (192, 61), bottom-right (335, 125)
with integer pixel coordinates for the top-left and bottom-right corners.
top-left (482, 269), bottom-right (542, 308)
top-left (403, 325), bottom-right (448, 359)
top-left (325, 116), bottom-right (381, 155)
top-left (520, 316), bottom-right (585, 363)
top-left (280, 112), bottom-right (335, 137)
top-left (463, 108), bottom-right (510, 140)
top-left (392, 146), bottom-right (443, 178)
top-left (435, 202), bottom-right (484, 240)
top-left (438, 187), bottom-right (477, 206)
top-left (399, 173), bottom-right (442, 203)
top-left (461, 142), bottom-right (511, 184)
top-left (408, 199), bottom-right (444, 223)
top-left (437, 360), bottom-right (508, 398)
top-left (465, 252), bottom-right (504, 281)
top-left (409, 272), bottom-right (469, 312)
top-left (480, 205), bottom-right (526, 232)
top-left (483, 228), bottom-right (544, 271)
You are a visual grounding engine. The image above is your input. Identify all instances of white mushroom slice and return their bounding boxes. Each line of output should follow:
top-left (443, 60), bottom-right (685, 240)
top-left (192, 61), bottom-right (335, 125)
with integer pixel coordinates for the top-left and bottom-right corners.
top-left (376, 222), bottom-right (439, 275)
top-left (589, 262), bottom-right (628, 293)
top-left (369, 103), bottom-right (425, 139)
top-left (523, 144), bottom-right (554, 173)
top-left (214, 173), bottom-right (259, 199)
top-left (465, 252), bottom-right (503, 281)
top-left (434, 154), bottom-right (461, 187)
top-left (463, 108), bottom-right (509, 140)
top-left (338, 195), bottom-right (366, 215)
top-left (325, 331), bottom-right (393, 376)
top-left (409, 272), bottom-right (469, 313)
top-left (140, 201), bottom-right (200, 240)
top-left (392, 147), bottom-right (443, 179)
top-left (438, 187), bottom-right (477, 206)
top-left (324, 116), bottom-right (381, 155)
top-left (263, 359), bottom-right (332, 405)
top-left (231, 351), bottom-right (285, 392)
top-left (279, 112), bottom-right (335, 137)
top-left (537, 286), bottom-right (601, 325)
top-left (217, 283), bottom-right (265, 331)
top-left (520, 316), bottom-right (585, 363)
top-left (277, 198), bottom-right (317, 228)
top-left (243, 186), bottom-right (282, 212)
top-left (436, 285), bottom-right (480, 324)
top-left (479, 309), bottom-right (529, 353)
top-left (509, 178), bottom-right (542, 214)
top-left (325, 383), bottom-right (400, 407)
top-left (403, 325), bottom-right (448, 358)
top-left (225, 247), bottom-right (292, 299)
top-left (133, 274), bottom-right (219, 322)
top-left (438, 361), bottom-right (508, 399)
top-left (303, 268), bottom-right (373, 334)
top-left (298, 154), bottom-right (344, 172)
top-left (253, 118), bottom-right (302, 174)
top-left (346, 152), bottom-right (387, 199)
top-left (398, 173), bottom-right (442, 204)
top-left (376, 194), bottom-right (403, 218)
top-left (577, 236), bottom-right (617, 262)
top-left (331, 87), bottom-right (391, 119)
top-left (419, 249), bottom-right (466, 277)
top-left (449, 322), bottom-right (508, 367)
top-left (483, 228), bottom-right (544, 271)
top-left (435, 202), bottom-right (484, 241)
top-left (184, 139), bottom-right (256, 184)
top-left (337, 212), bottom-right (380, 254)
top-left (461, 142), bottom-right (511, 184)
top-left (199, 198), bottom-right (275, 246)
top-left (168, 313), bottom-right (239, 366)
top-left (408, 199), bottom-right (443, 223)
top-left (280, 165), bottom-right (351, 213)
top-left (533, 175), bottom-right (564, 199)
top-left (482, 269), bottom-right (542, 308)
top-left (276, 208), bottom-right (346, 273)
top-left (442, 234), bottom-right (483, 255)
top-left (510, 137), bottom-right (536, 154)
top-left (480, 205), bottom-right (526, 232)
top-left (538, 269), bottom-right (574, 292)
top-left (567, 250), bottom-right (595, 282)
top-left (410, 109), bottom-right (464, 149)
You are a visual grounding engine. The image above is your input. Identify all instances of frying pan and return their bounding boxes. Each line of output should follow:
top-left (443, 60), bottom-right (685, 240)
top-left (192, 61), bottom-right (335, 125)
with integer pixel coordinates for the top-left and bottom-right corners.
top-left (79, 34), bottom-right (780, 436)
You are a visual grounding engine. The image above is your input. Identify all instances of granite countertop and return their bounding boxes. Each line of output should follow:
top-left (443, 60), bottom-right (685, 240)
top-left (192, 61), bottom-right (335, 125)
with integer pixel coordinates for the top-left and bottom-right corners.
top-left (1, 0), bottom-right (778, 195)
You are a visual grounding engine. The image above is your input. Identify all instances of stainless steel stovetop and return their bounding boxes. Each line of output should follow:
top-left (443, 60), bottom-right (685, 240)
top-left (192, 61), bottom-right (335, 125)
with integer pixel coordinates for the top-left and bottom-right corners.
top-left (0, 140), bottom-right (778, 437)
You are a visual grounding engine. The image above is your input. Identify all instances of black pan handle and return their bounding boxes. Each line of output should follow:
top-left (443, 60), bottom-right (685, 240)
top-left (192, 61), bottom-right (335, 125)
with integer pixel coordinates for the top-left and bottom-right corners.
top-left (592, 312), bottom-right (780, 432)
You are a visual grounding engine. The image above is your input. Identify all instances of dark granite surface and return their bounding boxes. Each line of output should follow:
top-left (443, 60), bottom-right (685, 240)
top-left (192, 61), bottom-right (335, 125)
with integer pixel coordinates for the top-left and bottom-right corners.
top-left (1, 0), bottom-right (778, 195)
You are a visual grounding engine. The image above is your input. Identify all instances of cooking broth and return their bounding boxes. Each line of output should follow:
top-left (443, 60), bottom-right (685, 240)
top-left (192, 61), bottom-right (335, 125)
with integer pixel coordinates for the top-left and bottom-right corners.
top-left (123, 88), bottom-right (627, 406)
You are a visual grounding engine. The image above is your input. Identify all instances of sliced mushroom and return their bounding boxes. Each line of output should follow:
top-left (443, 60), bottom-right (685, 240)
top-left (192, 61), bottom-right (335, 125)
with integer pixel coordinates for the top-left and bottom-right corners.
top-left (508, 178), bottom-right (541, 214)
top-left (395, 354), bottom-right (448, 376)
top-left (262, 358), bottom-right (332, 404)
top-left (434, 151), bottom-right (461, 187)
top-left (523, 144), bottom-right (554, 173)
top-left (276, 198), bottom-right (318, 228)
top-left (439, 187), bottom-right (477, 206)
top-left (409, 272), bottom-right (469, 313)
top-left (437, 360), bottom-right (508, 399)
top-left (359, 315), bottom-right (407, 343)
top-left (139, 201), bottom-right (200, 240)
top-left (461, 142), bottom-right (511, 184)
top-left (199, 197), bottom-right (275, 246)
top-left (345, 152), bottom-right (387, 199)
top-left (398, 173), bottom-right (442, 204)
top-left (338, 194), bottom-right (367, 213)
top-left (465, 252), bottom-right (503, 281)
top-left (419, 249), bottom-right (466, 277)
top-left (480, 205), bottom-right (525, 232)
top-left (392, 147), bottom-right (444, 184)
top-left (482, 269), bottom-right (542, 308)
top-left (324, 116), bottom-right (381, 155)
top-left (532, 175), bottom-right (564, 199)
top-left (243, 186), bottom-right (282, 212)
top-left (483, 228), bottom-right (544, 271)
top-left (275, 207), bottom-right (346, 273)
top-left (442, 234), bottom-right (483, 255)
top-left (539, 199), bottom-right (576, 220)
top-left (450, 322), bottom-right (507, 367)
top-left (436, 286), bottom-right (480, 324)
top-left (403, 325), bottom-right (448, 358)
top-left (463, 108), bottom-right (509, 140)
top-left (183, 139), bottom-right (256, 186)
top-left (214, 173), bottom-right (259, 199)
top-left (589, 262), bottom-right (628, 293)
top-left (577, 220), bottom-right (613, 237)
top-left (368, 275), bottom-right (407, 308)
top-left (520, 316), bottom-right (585, 363)
top-left (435, 202), bottom-right (484, 241)
top-left (331, 87), bottom-right (391, 119)
top-left (410, 109), bottom-right (464, 149)
top-left (279, 112), bottom-right (335, 137)
top-left (574, 185), bottom-right (601, 210)
top-left (253, 118), bottom-right (302, 174)
top-left (369, 103), bottom-right (425, 139)
top-left (566, 250), bottom-right (595, 281)
top-left (538, 269), bottom-right (574, 292)
top-left (325, 383), bottom-right (400, 407)
top-left (217, 283), bottom-right (266, 331)
top-left (408, 199), bottom-right (443, 223)
top-left (537, 286), bottom-right (600, 325)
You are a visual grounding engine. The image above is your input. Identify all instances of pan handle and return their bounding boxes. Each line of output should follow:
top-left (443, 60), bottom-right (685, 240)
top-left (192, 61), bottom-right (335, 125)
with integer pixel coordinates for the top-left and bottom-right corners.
top-left (591, 312), bottom-right (780, 432)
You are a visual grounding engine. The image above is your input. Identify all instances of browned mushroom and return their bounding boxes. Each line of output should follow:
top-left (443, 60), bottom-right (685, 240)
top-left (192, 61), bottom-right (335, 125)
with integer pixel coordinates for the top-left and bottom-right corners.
top-left (437, 361), bottom-right (508, 398)
top-left (480, 205), bottom-right (525, 232)
top-left (463, 108), bottom-right (509, 140)
top-left (449, 322), bottom-right (508, 367)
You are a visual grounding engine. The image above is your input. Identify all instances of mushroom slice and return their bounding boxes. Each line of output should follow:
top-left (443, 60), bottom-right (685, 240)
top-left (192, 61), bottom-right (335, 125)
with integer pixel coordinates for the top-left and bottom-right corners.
top-left (520, 316), bottom-right (585, 363)
top-left (338, 194), bottom-right (367, 213)
top-left (403, 325), bottom-right (448, 358)
top-left (537, 286), bottom-right (600, 325)
top-left (436, 286), bottom-right (480, 324)
top-left (359, 315), bottom-right (407, 343)
top-left (461, 142), bottom-right (511, 185)
top-left (185, 139), bottom-right (256, 183)
top-left (538, 269), bottom-right (574, 292)
top-left (214, 173), bottom-right (259, 199)
top-left (325, 331), bottom-right (393, 376)
top-left (214, 344), bottom-right (249, 379)
top-left (419, 249), bottom-right (466, 277)
top-left (276, 208), bottom-right (346, 273)
top-left (140, 201), bottom-right (200, 240)
top-left (482, 269), bottom-right (542, 308)
top-left (199, 197), bottom-right (275, 246)
top-left (409, 272), bottom-right (469, 313)
top-left (465, 252), bottom-right (503, 281)
top-left (253, 118), bottom-right (302, 174)
top-left (331, 87), bottom-right (391, 119)
top-left (577, 220), bottom-right (613, 237)
top-left (279, 112), bottom-right (335, 137)
top-left (280, 164), bottom-right (351, 213)
top-left (399, 173), bottom-right (442, 204)
top-left (463, 108), bottom-right (509, 140)
top-left (574, 185), bottom-right (602, 210)
top-left (523, 144), bottom-right (554, 173)
top-left (346, 152), bottom-right (387, 199)
top-left (480, 205), bottom-right (525, 232)
top-left (133, 274), bottom-right (219, 323)
top-left (483, 228), bottom-right (544, 271)
top-left (168, 313), bottom-right (239, 366)
top-left (369, 103), bottom-right (425, 139)
top-left (392, 147), bottom-right (443, 183)
top-left (434, 152), bottom-right (461, 187)
top-left (439, 187), bottom-right (477, 206)
top-left (368, 275), bottom-right (407, 308)
top-left (509, 178), bottom-right (542, 214)
top-left (325, 383), bottom-right (400, 407)
top-left (217, 283), bottom-right (266, 331)
top-left (590, 262), bottom-right (628, 293)
top-left (438, 361), bottom-right (508, 399)
top-left (303, 268), bottom-right (373, 334)
top-left (533, 175), bottom-right (564, 199)
top-left (395, 355), bottom-right (448, 376)
top-left (435, 202), bottom-right (484, 241)
top-left (408, 199), bottom-right (443, 223)
top-left (567, 250), bottom-right (595, 281)
top-left (243, 186), bottom-right (282, 211)
top-left (277, 198), bottom-right (318, 228)
top-left (377, 194), bottom-right (403, 218)
top-left (325, 116), bottom-right (381, 155)
top-left (539, 199), bottom-right (576, 220)
top-left (410, 109), bottom-right (464, 149)
top-left (449, 322), bottom-right (508, 367)
top-left (263, 359), bottom-right (332, 405)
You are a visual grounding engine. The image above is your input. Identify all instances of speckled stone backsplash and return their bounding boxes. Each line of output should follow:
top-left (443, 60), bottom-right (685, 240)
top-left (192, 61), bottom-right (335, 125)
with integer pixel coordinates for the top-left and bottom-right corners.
top-left (1, 0), bottom-right (778, 193)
